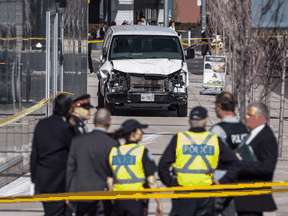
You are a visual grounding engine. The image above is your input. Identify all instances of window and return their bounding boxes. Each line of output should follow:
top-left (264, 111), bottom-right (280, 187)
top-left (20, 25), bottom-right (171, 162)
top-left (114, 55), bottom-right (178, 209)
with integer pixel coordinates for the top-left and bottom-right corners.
top-left (109, 35), bottom-right (183, 60)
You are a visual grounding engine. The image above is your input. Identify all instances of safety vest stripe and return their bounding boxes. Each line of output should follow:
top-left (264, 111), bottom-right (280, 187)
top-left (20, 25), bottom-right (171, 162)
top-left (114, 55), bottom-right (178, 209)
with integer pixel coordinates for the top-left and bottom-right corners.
top-left (113, 145), bottom-right (140, 177)
top-left (115, 177), bottom-right (145, 184)
top-left (174, 132), bottom-right (214, 174)
top-left (173, 167), bottom-right (214, 174)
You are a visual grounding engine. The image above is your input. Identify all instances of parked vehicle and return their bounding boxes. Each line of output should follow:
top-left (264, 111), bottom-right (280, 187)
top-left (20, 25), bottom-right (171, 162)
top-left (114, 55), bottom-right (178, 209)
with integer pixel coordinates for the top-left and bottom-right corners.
top-left (97, 25), bottom-right (191, 116)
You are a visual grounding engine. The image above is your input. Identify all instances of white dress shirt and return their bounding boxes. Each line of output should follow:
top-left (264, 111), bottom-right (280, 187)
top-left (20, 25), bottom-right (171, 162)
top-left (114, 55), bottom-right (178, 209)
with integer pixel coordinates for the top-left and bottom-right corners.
top-left (245, 124), bottom-right (265, 145)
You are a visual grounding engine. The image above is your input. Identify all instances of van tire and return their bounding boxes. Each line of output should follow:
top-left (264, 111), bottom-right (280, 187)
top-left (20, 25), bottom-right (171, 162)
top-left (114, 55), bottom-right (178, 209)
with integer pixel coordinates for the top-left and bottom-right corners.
top-left (104, 88), bottom-right (115, 115)
top-left (97, 84), bottom-right (104, 108)
top-left (177, 103), bottom-right (187, 117)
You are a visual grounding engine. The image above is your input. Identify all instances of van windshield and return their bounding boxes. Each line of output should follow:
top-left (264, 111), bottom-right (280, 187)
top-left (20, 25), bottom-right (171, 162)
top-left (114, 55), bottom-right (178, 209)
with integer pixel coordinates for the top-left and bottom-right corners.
top-left (109, 35), bottom-right (184, 60)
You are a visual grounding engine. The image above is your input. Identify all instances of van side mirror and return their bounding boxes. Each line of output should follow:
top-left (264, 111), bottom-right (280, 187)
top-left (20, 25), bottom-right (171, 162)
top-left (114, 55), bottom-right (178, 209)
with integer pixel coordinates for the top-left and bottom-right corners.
top-left (103, 47), bottom-right (107, 58)
top-left (186, 48), bottom-right (195, 59)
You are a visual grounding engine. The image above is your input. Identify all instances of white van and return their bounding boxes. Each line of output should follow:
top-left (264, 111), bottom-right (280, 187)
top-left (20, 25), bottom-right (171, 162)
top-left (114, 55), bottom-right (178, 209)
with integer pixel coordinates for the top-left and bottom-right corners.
top-left (97, 25), bottom-right (191, 116)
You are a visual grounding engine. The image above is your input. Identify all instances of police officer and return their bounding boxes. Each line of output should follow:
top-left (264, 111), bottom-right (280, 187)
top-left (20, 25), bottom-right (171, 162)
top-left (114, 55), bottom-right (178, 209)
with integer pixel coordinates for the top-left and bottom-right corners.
top-left (158, 106), bottom-right (242, 216)
top-left (108, 119), bottom-right (162, 216)
top-left (69, 94), bottom-right (95, 135)
top-left (210, 92), bottom-right (249, 216)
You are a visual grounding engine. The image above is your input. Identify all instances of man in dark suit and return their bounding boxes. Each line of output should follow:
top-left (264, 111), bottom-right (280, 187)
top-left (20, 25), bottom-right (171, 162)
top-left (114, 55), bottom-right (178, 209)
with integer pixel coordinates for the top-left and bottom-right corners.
top-left (235, 102), bottom-right (278, 216)
top-left (30, 94), bottom-right (76, 216)
top-left (66, 108), bottom-right (119, 216)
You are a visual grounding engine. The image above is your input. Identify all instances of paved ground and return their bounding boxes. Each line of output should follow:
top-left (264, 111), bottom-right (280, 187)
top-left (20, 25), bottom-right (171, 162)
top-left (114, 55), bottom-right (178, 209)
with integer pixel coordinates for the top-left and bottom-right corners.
top-left (0, 50), bottom-right (288, 215)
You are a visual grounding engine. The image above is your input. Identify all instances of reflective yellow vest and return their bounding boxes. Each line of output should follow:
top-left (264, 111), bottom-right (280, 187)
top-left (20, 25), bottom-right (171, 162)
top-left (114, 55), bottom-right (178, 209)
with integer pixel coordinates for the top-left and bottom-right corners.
top-left (109, 144), bottom-right (146, 191)
top-left (173, 131), bottom-right (220, 186)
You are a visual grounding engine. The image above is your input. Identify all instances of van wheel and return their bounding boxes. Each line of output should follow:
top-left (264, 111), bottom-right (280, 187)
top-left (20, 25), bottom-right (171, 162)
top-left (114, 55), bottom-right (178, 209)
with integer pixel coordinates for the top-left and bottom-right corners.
top-left (97, 84), bottom-right (104, 108)
top-left (104, 88), bottom-right (115, 115)
top-left (177, 103), bottom-right (187, 117)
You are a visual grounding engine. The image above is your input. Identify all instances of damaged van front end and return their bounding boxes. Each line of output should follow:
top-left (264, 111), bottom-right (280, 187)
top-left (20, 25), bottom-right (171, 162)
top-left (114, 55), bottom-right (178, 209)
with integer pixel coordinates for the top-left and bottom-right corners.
top-left (98, 26), bottom-right (189, 116)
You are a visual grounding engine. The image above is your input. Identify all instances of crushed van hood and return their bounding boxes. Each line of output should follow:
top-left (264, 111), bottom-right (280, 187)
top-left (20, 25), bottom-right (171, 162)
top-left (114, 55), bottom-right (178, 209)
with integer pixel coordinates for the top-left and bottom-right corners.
top-left (112, 59), bottom-right (183, 75)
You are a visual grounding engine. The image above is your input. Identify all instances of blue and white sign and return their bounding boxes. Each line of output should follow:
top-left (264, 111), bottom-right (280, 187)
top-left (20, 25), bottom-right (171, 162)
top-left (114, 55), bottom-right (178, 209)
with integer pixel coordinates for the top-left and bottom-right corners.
top-left (169, 0), bottom-right (173, 20)
top-left (252, 0), bottom-right (288, 29)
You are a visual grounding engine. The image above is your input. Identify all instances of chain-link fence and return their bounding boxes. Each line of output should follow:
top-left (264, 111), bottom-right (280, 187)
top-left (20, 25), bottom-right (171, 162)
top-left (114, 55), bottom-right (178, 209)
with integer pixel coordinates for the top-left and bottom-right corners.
top-left (0, 0), bottom-right (88, 188)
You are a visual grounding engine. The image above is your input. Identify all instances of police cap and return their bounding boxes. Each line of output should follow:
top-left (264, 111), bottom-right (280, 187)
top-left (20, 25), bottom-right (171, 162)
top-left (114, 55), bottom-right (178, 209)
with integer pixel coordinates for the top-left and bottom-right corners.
top-left (190, 106), bottom-right (207, 120)
top-left (120, 119), bottom-right (148, 133)
top-left (72, 94), bottom-right (95, 109)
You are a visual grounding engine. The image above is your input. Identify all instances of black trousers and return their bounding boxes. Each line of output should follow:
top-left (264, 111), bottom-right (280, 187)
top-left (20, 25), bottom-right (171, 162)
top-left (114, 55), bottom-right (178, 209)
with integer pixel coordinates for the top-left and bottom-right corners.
top-left (88, 53), bottom-right (93, 72)
top-left (237, 213), bottom-right (263, 216)
top-left (111, 200), bottom-right (145, 216)
top-left (42, 201), bottom-right (71, 216)
top-left (214, 197), bottom-right (236, 216)
top-left (170, 198), bottom-right (214, 216)
top-left (76, 200), bottom-right (112, 216)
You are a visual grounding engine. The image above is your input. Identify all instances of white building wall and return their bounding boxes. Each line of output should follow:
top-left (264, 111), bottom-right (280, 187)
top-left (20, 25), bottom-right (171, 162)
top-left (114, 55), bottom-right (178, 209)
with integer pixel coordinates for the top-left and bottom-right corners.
top-left (111, 0), bottom-right (134, 25)
top-left (157, 3), bottom-right (164, 26)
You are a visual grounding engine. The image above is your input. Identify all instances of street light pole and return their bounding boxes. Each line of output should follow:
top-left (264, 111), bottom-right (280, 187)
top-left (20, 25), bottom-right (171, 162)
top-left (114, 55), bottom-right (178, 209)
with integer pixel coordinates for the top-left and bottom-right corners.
top-left (164, 0), bottom-right (169, 27)
top-left (202, 0), bottom-right (206, 31)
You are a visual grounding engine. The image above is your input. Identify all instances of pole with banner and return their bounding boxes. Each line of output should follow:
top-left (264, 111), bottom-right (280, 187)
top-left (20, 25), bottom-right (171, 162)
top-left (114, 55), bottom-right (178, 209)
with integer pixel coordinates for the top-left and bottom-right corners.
top-left (200, 55), bottom-right (227, 95)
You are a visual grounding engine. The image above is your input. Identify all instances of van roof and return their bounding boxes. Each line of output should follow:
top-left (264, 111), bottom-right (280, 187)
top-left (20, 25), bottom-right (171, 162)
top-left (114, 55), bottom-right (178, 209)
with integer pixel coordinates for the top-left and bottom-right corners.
top-left (110, 25), bottom-right (178, 36)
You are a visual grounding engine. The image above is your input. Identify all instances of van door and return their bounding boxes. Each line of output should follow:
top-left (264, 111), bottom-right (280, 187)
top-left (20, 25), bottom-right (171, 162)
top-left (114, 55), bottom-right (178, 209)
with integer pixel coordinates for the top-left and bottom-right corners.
top-left (100, 29), bottom-right (112, 65)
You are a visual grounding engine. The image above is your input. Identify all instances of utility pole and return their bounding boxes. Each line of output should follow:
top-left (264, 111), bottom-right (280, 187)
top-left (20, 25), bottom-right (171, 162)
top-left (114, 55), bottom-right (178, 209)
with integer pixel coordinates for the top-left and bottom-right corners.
top-left (202, 0), bottom-right (206, 31)
top-left (164, 0), bottom-right (169, 27)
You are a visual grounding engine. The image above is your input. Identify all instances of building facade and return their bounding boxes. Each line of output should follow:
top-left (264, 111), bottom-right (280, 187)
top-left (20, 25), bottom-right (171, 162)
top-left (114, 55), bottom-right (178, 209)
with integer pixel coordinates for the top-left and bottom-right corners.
top-left (89, 0), bottom-right (200, 25)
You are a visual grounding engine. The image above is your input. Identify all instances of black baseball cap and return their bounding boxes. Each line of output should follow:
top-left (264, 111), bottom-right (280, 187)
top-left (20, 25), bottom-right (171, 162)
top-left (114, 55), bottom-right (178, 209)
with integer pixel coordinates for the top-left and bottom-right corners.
top-left (190, 106), bottom-right (208, 120)
top-left (72, 94), bottom-right (95, 109)
top-left (120, 119), bottom-right (148, 133)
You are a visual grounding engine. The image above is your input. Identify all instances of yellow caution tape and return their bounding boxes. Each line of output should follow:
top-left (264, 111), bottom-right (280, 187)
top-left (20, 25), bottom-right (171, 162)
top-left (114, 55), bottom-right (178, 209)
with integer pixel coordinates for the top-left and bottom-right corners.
top-left (59, 91), bottom-right (74, 95)
top-left (182, 38), bottom-right (216, 40)
top-left (181, 42), bottom-right (210, 46)
top-left (0, 35), bottom-right (284, 41)
top-left (116, 181), bottom-right (288, 191)
top-left (88, 40), bottom-right (104, 43)
top-left (0, 99), bottom-right (48, 127)
top-left (0, 182), bottom-right (288, 202)
top-left (0, 92), bottom-right (73, 127)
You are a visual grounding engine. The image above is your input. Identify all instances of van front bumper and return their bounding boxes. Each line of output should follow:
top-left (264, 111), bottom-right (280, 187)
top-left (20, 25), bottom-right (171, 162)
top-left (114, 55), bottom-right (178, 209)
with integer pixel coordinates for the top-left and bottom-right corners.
top-left (106, 92), bottom-right (188, 104)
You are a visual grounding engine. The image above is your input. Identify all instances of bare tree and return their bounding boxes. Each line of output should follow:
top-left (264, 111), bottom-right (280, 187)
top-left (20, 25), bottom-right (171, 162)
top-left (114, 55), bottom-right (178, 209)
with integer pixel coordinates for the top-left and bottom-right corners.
top-left (206, 0), bottom-right (287, 122)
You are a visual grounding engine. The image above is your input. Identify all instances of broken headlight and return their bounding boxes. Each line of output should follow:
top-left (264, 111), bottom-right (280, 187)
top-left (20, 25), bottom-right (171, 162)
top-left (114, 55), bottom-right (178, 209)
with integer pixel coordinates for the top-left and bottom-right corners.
top-left (165, 70), bottom-right (186, 93)
top-left (108, 70), bottom-right (128, 92)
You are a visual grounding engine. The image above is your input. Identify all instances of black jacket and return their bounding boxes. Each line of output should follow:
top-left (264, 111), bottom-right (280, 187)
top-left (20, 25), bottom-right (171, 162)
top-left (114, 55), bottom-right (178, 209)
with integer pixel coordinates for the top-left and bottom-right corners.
top-left (30, 115), bottom-right (76, 193)
top-left (70, 115), bottom-right (87, 136)
top-left (66, 129), bottom-right (119, 193)
top-left (158, 127), bottom-right (242, 187)
top-left (235, 124), bottom-right (278, 212)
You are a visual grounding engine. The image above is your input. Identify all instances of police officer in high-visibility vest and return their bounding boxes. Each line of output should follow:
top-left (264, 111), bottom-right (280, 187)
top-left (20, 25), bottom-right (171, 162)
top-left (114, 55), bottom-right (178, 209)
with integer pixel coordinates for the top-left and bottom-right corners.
top-left (108, 119), bottom-right (163, 216)
top-left (158, 106), bottom-right (242, 216)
